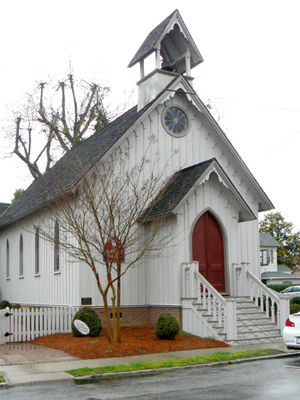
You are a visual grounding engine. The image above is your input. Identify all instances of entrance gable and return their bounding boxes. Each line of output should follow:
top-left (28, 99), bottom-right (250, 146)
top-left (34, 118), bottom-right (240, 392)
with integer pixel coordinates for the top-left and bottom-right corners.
top-left (142, 158), bottom-right (256, 223)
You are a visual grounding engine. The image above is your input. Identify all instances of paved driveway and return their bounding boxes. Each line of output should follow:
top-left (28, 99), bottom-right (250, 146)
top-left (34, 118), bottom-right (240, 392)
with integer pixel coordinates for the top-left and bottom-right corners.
top-left (0, 342), bottom-right (79, 365)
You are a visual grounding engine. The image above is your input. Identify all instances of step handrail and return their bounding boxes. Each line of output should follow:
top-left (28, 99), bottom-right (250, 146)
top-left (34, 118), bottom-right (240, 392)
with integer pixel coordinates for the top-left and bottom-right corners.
top-left (194, 270), bottom-right (237, 340)
top-left (194, 270), bottom-right (226, 306)
top-left (246, 270), bottom-right (281, 301)
top-left (246, 270), bottom-right (290, 331)
top-left (181, 263), bottom-right (237, 340)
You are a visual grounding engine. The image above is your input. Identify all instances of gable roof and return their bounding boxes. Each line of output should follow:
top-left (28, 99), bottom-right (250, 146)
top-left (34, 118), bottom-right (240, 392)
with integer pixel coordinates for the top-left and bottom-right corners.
top-left (128, 9), bottom-right (203, 71)
top-left (158, 75), bottom-right (274, 212)
top-left (0, 203), bottom-right (10, 216)
top-left (143, 159), bottom-right (213, 221)
top-left (128, 10), bottom-right (176, 68)
top-left (0, 103), bottom-right (153, 230)
top-left (261, 271), bottom-right (295, 280)
top-left (278, 264), bottom-right (292, 273)
top-left (0, 73), bottom-right (274, 229)
top-left (259, 232), bottom-right (280, 247)
top-left (142, 158), bottom-right (256, 222)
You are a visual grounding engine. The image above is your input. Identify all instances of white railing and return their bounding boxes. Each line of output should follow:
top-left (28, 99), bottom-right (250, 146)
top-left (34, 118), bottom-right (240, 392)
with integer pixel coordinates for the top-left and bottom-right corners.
top-left (5, 306), bottom-right (79, 343)
top-left (246, 270), bottom-right (290, 332)
top-left (194, 270), bottom-right (237, 340)
top-left (182, 262), bottom-right (237, 340)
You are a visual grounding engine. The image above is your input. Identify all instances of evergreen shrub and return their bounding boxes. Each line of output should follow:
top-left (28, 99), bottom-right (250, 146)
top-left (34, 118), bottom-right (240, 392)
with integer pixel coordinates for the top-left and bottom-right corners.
top-left (290, 304), bottom-right (300, 315)
top-left (267, 284), bottom-right (293, 293)
top-left (0, 300), bottom-right (12, 309)
top-left (72, 307), bottom-right (102, 337)
top-left (155, 312), bottom-right (180, 340)
top-left (290, 297), bottom-right (300, 305)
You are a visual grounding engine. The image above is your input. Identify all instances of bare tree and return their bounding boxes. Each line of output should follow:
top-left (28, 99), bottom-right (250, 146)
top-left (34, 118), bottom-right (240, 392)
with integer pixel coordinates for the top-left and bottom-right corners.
top-left (5, 75), bottom-right (110, 180)
top-left (38, 141), bottom-right (176, 343)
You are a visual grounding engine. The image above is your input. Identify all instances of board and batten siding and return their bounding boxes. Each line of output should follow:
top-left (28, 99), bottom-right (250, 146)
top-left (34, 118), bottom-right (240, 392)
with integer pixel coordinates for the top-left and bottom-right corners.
top-left (144, 171), bottom-right (259, 306)
top-left (77, 256), bottom-right (147, 307)
top-left (124, 93), bottom-right (262, 217)
top-left (0, 91), bottom-right (263, 307)
top-left (0, 212), bottom-right (80, 306)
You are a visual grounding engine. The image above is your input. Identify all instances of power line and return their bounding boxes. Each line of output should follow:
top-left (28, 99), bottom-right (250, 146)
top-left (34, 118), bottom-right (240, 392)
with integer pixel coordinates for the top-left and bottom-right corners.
top-left (211, 96), bottom-right (300, 113)
top-left (254, 128), bottom-right (300, 160)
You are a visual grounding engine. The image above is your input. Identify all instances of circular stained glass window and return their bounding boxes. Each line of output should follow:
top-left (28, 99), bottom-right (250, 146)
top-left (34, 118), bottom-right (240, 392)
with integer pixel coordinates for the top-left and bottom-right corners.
top-left (163, 107), bottom-right (188, 136)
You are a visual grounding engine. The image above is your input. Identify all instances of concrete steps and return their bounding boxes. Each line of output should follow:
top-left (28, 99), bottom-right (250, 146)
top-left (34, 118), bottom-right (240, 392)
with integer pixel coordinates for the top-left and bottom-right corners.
top-left (193, 296), bottom-right (283, 346)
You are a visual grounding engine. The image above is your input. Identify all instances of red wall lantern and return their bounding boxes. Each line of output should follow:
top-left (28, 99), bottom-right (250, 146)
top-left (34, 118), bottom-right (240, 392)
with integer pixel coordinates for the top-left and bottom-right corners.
top-left (105, 237), bottom-right (125, 261)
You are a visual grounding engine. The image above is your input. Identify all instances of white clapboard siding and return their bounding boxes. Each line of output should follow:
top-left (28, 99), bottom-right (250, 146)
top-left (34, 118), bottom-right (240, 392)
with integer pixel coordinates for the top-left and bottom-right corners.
top-left (6, 306), bottom-right (79, 343)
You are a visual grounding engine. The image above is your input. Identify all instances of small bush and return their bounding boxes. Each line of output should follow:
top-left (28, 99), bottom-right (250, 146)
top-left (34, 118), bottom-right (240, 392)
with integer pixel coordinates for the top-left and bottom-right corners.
top-left (11, 304), bottom-right (21, 309)
top-left (0, 300), bottom-right (12, 309)
top-left (290, 304), bottom-right (300, 315)
top-left (290, 297), bottom-right (300, 305)
top-left (72, 307), bottom-right (102, 337)
top-left (267, 284), bottom-right (293, 293)
top-left (155, 312), bottom-right (180, 340)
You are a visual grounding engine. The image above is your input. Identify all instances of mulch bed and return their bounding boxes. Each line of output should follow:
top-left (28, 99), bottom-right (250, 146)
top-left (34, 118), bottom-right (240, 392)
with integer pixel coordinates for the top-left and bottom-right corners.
top-left (31, 327), bottom-right (229, 359)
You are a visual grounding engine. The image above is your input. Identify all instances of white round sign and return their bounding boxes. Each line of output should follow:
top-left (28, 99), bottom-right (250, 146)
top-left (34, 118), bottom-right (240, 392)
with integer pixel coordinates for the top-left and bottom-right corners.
top-left (74, 319), bottom-right (90, 335)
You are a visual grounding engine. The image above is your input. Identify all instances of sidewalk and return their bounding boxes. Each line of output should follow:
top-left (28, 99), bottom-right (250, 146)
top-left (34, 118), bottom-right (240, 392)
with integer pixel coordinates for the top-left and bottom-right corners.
top-left (0, 341), bottom-right (299, 387)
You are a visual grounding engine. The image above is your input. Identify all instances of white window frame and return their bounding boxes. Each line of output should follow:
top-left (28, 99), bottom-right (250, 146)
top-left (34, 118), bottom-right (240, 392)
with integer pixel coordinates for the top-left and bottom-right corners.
top-left (19, 233), bottom-right (24, 277)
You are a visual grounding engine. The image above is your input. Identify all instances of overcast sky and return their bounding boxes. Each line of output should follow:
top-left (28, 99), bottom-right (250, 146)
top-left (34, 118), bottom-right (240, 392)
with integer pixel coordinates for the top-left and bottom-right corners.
top-left (1, 0), bottom-right (300, 228)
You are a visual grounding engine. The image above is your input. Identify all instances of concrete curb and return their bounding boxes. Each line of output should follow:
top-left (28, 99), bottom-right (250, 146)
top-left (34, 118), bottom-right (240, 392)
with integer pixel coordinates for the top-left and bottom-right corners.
top-left (72, 351), bottom-right (300, 384)
top-left (2, 348), bottom-right (300, 388)
top-left (1, 375), bottom-right (74, 389)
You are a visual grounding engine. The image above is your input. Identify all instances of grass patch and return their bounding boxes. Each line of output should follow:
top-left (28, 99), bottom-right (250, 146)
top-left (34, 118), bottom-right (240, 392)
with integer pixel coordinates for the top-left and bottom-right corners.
top-left (67, 348), bottom-right (282, 377)
top-left (0, 376), bottom-right (5, 383)
top-left (178, 330), bottom-right (192, 336)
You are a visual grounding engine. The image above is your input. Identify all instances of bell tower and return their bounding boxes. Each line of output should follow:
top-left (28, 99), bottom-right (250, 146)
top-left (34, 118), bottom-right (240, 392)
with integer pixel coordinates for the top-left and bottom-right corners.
top-left (128, 10), bottom-right (204, 111)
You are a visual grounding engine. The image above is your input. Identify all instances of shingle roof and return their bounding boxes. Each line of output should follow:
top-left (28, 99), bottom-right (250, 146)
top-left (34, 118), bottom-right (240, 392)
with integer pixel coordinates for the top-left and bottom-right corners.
top-left (0, 103), bottom-right (153, 229)
top-left (0, 203), bottom-right (10, 216)
top-left (142, 159), bottom-right (214, 221)
top-left (128, 10), bottom-right (177, 68)
top-left (259, 232), bottom-right (280, 247)
top-left (261, 271), bottom-right (295, 279)
top-left (278, 264), bottom-right (292, 273)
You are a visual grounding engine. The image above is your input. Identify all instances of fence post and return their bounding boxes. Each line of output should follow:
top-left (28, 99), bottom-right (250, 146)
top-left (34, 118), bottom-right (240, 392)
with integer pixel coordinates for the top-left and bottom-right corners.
top-left (0, 309), bottom-right (8, 344)
top-left (225, 299), bottom-right (237, 341)
top-left (0, 308), bottom-right (13, 344)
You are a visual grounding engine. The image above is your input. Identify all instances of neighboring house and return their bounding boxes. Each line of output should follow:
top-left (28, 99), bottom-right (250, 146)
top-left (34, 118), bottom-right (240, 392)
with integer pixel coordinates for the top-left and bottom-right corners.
top-left (260, 232), bottom-right (300, 285)
top-left (0, 203), bottom-right (10, 216)
top-left (260, 232), bottom-right (281, 274)
top-left (293, 265), bottom-right (300, 275)
top-left (0, 10), bottom-right (288, 344)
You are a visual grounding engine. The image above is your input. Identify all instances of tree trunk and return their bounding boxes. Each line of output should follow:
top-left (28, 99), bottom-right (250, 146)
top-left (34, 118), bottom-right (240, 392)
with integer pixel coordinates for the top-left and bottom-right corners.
top-left (103, 296), bottom-right (113, 344)
top-left (116, 259), bottom-right (121, 342)
top-left (111, 284), bottom-right (117, 341)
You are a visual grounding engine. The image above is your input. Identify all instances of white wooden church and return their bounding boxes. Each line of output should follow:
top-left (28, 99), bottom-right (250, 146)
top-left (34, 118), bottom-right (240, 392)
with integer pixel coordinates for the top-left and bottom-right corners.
top-left (0, 10), bottom-right (289, 345)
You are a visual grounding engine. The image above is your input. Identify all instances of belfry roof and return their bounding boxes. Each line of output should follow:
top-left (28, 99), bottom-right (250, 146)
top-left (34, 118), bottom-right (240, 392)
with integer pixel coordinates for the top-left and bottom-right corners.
top-left (128, 9), bottom-right (203, 73)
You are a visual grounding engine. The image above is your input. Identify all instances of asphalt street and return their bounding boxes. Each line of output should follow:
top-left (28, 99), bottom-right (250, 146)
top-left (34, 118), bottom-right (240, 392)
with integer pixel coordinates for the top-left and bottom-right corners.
top-left (1, 356), bottom-right (300, 399)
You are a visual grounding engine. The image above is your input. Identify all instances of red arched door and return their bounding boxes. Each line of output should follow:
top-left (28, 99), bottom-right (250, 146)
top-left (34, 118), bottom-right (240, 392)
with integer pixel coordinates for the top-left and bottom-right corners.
top-left (192, 212), bottom-right (225, 292)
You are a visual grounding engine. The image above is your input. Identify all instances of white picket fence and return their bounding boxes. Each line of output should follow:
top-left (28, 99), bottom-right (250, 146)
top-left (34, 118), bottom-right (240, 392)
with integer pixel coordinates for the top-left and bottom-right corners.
top-left (4, 306), bottom-right (79, 343)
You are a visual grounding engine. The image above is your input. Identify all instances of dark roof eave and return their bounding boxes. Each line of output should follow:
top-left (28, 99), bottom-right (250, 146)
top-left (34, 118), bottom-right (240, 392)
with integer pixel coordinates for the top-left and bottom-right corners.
top-left (0, 102), bottom-right (158, 229)
top-left (139, 211), bottom-right (176, 224)
top-left (0, 188), bottom-right (75, 230)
